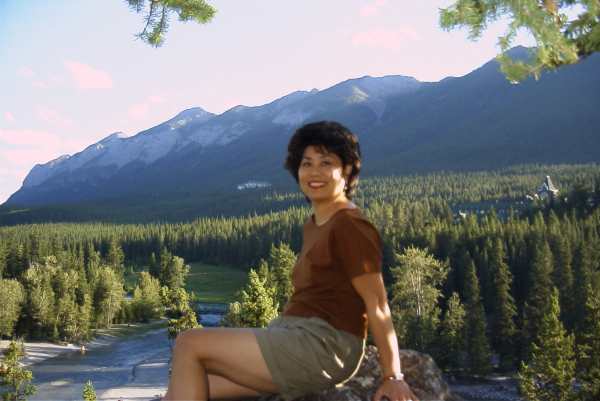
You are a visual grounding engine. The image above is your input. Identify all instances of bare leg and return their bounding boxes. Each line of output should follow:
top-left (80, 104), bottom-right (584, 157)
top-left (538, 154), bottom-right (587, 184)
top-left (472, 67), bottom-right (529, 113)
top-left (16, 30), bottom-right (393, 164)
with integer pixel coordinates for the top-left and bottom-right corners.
top-left (164, 375), bottom-right (261, 401)
top-left (207, 374), bottom-right (263, 400)
top-left (163, 327), bottom-right (278, 401)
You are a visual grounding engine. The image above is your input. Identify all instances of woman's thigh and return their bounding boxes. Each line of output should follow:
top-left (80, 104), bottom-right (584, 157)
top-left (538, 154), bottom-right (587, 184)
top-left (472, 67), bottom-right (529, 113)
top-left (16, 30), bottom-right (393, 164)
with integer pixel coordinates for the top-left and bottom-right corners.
top-left (175, 327), bottom-right (278, 394)
top-left (207, 374), bottom-right (262, 400)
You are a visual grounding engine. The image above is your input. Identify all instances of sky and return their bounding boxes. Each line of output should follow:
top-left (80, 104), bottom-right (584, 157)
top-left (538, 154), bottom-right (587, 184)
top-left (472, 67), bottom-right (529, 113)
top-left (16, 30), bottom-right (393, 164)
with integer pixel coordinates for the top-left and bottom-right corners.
top-left (0, 0), bottom-right (538, 204)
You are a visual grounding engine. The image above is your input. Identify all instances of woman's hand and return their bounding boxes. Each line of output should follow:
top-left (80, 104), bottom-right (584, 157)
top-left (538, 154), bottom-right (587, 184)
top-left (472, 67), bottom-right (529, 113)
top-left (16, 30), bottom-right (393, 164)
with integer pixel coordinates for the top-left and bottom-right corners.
top-left (373, 378), bottom-right (419, 401)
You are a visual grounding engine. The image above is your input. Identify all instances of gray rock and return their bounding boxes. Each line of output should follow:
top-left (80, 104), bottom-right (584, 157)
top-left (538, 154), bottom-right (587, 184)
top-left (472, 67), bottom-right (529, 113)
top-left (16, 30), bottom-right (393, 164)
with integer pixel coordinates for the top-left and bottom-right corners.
top-left (252, 346), bottom-right (461, 401)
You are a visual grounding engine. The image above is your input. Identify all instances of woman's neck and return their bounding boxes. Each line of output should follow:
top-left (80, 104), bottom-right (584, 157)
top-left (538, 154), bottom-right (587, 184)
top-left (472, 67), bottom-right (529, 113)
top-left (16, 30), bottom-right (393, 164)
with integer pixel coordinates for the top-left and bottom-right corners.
top-left (312, 199), bottom-right (356, 225)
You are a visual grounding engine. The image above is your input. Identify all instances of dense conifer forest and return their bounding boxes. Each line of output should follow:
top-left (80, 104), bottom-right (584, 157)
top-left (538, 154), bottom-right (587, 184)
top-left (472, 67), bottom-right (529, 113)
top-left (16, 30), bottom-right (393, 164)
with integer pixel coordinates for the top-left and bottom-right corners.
top-left (1, 164), bottom-right (599, 397)
top-left (2, 163), bottom-right (599, 225)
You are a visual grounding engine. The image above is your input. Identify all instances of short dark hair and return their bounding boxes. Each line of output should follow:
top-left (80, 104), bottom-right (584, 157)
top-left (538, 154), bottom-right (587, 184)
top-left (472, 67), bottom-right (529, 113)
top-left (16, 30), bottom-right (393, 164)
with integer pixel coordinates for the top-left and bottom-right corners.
top-left (284, 121), bottom-right (362, 203)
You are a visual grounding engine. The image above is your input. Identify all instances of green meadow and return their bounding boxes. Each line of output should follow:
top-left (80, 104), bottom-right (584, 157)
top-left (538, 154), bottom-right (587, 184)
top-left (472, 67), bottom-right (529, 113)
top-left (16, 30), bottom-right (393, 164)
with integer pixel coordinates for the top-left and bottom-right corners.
top-left (185, 262), bottom-right (249, 304)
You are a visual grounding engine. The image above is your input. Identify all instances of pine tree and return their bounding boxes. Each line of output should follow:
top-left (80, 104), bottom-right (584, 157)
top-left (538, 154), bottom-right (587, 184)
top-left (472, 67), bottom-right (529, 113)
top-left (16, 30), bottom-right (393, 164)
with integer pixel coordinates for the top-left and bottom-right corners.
top-left (22, 264), bottom-right (57, 338)
top-left (576, 285), bottom-right (600, 401)
top-left (132, 271), bottom-right (164, 322)
top-left (0, 280), bottom-right (25, 338)
top-left (463, 260), bottom-right (492, 374)
top-left (475, 240), bottom-right (493, 314)
top-left (438, 292), bottom-right (466, 370)
top-left (518, 288), bottom-right (576, 401)
top-left (167, 307), bottom-right (200, 343)
top-left (159, 249), bottom-right (189, 290)
top-left (82, 380), bottom-right (96, 401)
top-left (7, 244), bottom-right (26, 279)
top-left (256, 259), bottom-right (270, 282)
top-left (265, 242), bottom-right (295, 312)
top-left (390, 246), bottom-right (448, 353)
top-left (77, 293), bottom-right (93, 341)
top-left (148, 252), bottom-right (159, 279)
top-left (0, 243), bottom-right (6, 278)
top-left (449, 246), bottom-right (471, 299)
top-left (85, 243), bottom-right (101, 276)
top-left (0, 340), bottom-right (36, 401)
top-left (106, 238), bottom-right (125, 277)
top-left (222, 269), bottom-right (278, 328)
top-left (55, 269), bottom-right (81, 341)
top-left (573, 241), bottom-right (593, 331)
top-left (489, 238), bottom-right (517, 370)
top-left (549, 233), bottom-right (575, 329)
top-left (125, 0), bottom-right (216, 47)
top-left (522, 238), bottom-right (554, 360)
top-left (440, 0), bottom-right (600, 82)
top-left (91, 266), bottom-right (124, 328)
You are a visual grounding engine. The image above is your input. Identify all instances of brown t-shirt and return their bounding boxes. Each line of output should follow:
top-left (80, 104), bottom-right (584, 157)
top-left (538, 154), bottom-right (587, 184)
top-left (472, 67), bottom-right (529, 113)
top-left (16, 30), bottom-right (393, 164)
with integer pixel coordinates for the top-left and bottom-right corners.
top-left (282, 207), bottom-right (383, 339)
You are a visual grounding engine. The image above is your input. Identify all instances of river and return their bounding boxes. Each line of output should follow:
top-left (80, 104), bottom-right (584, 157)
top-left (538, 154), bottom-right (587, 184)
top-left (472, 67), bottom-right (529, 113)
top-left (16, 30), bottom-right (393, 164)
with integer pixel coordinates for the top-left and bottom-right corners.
top-left (28, 303), bottom-right (227, 400)
top-left (26, 303), bottom-right (521, 401)
top-left (30, 327), bottom-right (170, 400)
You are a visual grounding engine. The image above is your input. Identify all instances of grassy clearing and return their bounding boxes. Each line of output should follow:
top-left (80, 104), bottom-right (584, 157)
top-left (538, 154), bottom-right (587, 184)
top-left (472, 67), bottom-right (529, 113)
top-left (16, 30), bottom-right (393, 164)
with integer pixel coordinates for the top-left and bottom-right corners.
top-left (91, 319), bottom-right (168, 339)
top-left (185, 262), bottom-right (248, 304)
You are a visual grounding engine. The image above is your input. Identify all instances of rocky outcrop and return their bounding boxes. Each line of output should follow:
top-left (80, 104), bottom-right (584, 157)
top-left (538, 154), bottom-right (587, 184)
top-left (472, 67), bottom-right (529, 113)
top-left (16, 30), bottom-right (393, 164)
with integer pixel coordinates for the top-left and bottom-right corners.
top-left (254, 346), bottom-right (461, 401)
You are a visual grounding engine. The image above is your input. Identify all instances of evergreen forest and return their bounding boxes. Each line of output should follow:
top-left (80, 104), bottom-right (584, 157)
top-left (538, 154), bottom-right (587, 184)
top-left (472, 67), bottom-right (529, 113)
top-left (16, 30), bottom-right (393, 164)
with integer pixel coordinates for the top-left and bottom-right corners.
top-left (1, 163), bottom-right (600, 400)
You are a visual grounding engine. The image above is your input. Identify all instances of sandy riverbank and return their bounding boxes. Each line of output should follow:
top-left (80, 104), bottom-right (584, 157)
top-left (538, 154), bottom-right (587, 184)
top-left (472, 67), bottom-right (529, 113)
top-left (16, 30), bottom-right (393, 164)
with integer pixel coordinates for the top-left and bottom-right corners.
top-left (96, 352), bottom-right (169, 401)
top-left (0, 320), bottom-right (168, 367)
top-left (3, 322), bottom-right (522, 401)
top-left (1, 320), bottom-right (170, 401)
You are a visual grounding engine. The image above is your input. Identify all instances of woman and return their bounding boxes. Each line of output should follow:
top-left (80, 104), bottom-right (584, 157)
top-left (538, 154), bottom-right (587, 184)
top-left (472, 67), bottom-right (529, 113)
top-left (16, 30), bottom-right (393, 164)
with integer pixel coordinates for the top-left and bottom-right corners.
top-left (164, 121), bottom-right (418, 401)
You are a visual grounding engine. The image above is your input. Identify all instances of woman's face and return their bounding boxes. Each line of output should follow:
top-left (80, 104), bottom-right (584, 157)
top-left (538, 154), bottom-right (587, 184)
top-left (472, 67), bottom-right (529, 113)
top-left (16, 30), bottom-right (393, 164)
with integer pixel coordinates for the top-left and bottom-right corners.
top-left (298, 145), bottom-right (352, 204)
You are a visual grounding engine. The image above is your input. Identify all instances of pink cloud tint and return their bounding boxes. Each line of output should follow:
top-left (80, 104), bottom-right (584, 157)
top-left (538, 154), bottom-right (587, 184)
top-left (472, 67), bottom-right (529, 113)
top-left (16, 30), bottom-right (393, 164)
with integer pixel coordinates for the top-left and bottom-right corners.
top-left (32, 81), bottom-right (50, 89)
top-left (359, 0), bottom-right (387, 17)
top-left (351, 26), bottom-right (419, 50)
top-left (128, 95), bottom-right (166, 120)
top-left (0, 148), bottom-right (63, 168)
top-left (64, 60), bottom-right (113, 89)
top-left (36, 107), bottom-right (75, 129)
top-left (4, 112), bottom-right (15, 123)
top-left (0, 129), bottom-right (89, 171)
top-left (17, 67), bottom-right (35, 78)
top-left (31, 75), bottom-right (63, 89)
top-left (0, 128), bottom-right (62, 148)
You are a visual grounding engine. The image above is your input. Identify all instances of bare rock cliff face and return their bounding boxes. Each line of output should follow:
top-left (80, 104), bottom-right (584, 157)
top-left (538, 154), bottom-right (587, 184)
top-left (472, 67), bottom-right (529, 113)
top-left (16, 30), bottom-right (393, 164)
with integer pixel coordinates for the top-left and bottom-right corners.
top-left (251, 346), bottom-right (461, 401)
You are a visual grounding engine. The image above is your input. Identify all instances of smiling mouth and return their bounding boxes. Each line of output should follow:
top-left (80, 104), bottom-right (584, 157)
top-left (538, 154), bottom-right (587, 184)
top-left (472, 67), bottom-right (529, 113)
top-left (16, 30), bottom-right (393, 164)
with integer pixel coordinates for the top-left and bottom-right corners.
top-left (308, 182), bottom-right (326, 188)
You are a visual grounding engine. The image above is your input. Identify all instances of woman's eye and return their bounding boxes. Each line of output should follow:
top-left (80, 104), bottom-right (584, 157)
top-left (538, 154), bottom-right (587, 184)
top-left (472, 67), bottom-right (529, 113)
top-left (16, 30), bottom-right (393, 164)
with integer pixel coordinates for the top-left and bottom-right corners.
top-left (301, 160), bottom-right (331, 167)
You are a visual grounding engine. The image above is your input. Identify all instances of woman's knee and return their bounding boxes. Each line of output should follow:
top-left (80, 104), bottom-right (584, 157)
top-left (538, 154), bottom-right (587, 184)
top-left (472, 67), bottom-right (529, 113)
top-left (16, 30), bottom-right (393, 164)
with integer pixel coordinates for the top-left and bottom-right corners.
top-left (173, 327), bottom-right (204, 354)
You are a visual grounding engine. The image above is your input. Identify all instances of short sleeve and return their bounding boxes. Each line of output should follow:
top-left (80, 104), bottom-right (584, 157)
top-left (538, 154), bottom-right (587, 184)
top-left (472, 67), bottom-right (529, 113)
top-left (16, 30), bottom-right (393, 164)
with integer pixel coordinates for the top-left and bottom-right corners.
top-left (331, 216), bottom-right (383, 279)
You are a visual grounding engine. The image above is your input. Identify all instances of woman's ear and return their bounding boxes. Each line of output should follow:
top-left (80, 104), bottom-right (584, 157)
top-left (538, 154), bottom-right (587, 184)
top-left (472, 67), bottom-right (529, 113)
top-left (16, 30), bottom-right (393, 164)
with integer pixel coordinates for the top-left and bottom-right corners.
top-left (344, 165), bottom-right (353, 180)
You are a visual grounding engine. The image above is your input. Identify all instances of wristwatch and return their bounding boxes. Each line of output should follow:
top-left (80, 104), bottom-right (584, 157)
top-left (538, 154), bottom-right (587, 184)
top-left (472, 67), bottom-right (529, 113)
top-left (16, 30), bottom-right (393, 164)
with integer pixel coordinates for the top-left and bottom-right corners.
top-left (382, 373), bottom-right (404, 382)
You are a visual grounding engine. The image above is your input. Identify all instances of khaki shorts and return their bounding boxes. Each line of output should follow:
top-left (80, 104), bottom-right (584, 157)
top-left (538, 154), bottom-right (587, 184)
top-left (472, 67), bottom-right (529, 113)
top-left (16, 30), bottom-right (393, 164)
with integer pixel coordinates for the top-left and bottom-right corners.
top-left (253, 315), bottom-right (365, 401)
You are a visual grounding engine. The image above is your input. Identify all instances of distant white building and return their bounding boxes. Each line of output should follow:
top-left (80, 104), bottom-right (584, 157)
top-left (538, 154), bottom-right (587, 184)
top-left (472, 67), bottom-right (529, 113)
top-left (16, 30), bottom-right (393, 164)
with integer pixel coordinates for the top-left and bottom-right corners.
top-left (526, 175), bottom-right (560, 201)
top-left (237, 180), bottom-right (271, 190)
top-left (537, 175), bottom-right (559, 200)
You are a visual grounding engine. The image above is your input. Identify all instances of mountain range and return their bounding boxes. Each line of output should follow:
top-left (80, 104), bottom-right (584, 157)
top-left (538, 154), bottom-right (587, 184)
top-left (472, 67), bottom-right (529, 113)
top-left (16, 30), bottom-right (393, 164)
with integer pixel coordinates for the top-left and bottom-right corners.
top-left (4, 46), bottom-right (600, 213)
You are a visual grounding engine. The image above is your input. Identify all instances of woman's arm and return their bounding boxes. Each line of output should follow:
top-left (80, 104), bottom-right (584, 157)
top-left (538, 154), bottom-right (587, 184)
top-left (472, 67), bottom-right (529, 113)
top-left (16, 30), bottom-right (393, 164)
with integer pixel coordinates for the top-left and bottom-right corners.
top-left (351, 273), bottom-right (419, 401)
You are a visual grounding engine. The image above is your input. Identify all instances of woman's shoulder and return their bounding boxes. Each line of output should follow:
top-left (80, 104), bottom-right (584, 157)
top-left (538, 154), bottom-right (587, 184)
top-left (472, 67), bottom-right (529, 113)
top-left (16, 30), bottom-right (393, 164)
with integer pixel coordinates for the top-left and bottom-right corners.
top-left (331, 208), bottom-right (380, 239)
top-left (330, 208), bottom-right (383, 261)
